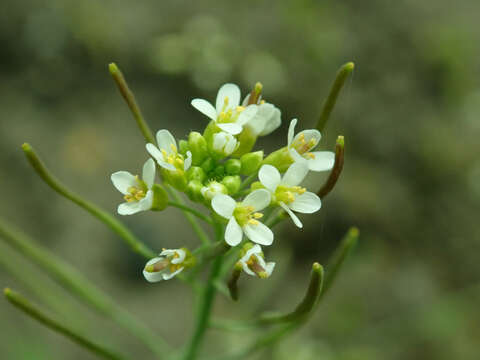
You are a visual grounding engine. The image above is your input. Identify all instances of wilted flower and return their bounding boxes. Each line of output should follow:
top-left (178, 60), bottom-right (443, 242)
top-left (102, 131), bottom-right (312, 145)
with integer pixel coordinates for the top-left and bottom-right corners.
top-left (287, 118), bottom-right (335, 172)
top-left (259, 163), bottom-right (321, 228)
top-left (212, 189), bottom-right (273, 246)
top-left (143, 248), bottom-right (192, 282)
top-left (111, 159), bottom-right (155, 215)
top-left (237, 244), bottom-right (275, 278)
top-left (191, 83), bottom-right (257, 135)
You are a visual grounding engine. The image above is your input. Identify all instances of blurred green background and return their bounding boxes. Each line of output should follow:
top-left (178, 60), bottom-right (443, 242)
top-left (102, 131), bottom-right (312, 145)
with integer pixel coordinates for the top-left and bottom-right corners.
top-left (1, 0), bottom-right (480, 359)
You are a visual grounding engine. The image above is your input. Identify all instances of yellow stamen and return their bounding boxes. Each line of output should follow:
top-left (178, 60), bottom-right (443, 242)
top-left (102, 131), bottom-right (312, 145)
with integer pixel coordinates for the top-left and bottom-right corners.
top-left (305, 152), bottom-right (315, 159)
top-left (170, 144), bottom-right (177, 153)
top-left (248, 219), bottom-right (260, 225)
top-left (253, 212), bottom-right (263, 219)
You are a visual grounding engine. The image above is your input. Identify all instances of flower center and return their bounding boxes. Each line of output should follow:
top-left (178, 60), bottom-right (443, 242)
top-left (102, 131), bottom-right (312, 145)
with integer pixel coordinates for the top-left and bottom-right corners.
top-left (246, 255), bottom-right (268, 278)
top-left (233, 205), bottom-right (264, 227)
top-left (275, 185), bottom-right (306, 204)
top-left (292, 133), bottom-right (317, 157)
top-left (160, 144), bottom-right (185, 170)
top-left (124, 176), bottom-right (147, 202)
top-left (217, 104), bottom-right (245, 124)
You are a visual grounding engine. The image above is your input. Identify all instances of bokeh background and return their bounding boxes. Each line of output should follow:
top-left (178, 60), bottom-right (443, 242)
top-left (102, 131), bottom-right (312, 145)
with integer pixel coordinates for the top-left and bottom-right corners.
top-left (1, 0), bottom-right (480, 359)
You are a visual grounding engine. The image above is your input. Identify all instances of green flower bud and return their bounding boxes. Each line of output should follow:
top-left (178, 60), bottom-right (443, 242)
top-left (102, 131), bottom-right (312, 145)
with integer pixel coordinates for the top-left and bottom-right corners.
top-left (151, 184), bottom-right (169, 211)
top-left (232, 126), bottom-right (257, 157)
top-left (201, 157), bottom-right (216, 173)
top-left (161, 168), bottom-right (187, 191)
top-left (222, 175), bottom-right (241, 195)
top-left (225, 159), bottom-right (241, 175)
top-left (250, 181), bottom-right (264, 191)
top-left (186, 166), bottom-right (207, 183)
top-left (214, 165), bottom-right (225, 178)
top-left (262, 147), bottom-right (293, 173)
top-left (185, 180), bottom-right (204, 202)
top-left (178, 140), bottom-right (189, 156)
top-left (201, 181), bottom-right (227, 202)
top-left (188, 132), bottom-right (208, 166)
top-left (240, 150), bottom-right (264, 175)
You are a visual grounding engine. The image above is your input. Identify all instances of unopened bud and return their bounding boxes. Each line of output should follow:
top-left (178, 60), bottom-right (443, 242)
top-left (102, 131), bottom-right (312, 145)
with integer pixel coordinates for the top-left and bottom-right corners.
top-left (187, 166), bottom-right (207, 183)
top-left (178, 140), bottom-right (189, 156)
top-left (201, 181), bottom-right (227, 202)
top-left (225, 159), bottom-right (241, 175)
top-left (240, 151), bottom-right (264, 175)
top-left (201, 157), bottom-right (215, 173)
top-left (185, 180), bottom-right (204, 202)
top-left (188, 132), bottom-right (208, 166)
top-left (222, 175), bottom-right (241, 195)
top-left (151, 184), bottom-right (169, 211)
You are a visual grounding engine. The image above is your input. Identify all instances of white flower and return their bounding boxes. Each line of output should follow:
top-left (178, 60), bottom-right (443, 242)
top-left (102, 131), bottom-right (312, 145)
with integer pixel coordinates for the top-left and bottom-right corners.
top-left (238, 244), bottom-right (275, 278)
top-left (212, 189), bottom-right (273, 247)
top-left (259, 163), bottom-right (321, 228)
top-left (201, 181), bottom-right (227, 202)
top-left (287, 118), bottom-right (335, 172)
top-left (212, 131), bottom-right (239, 156)
top-left (111, 159), bottom-right (156, 215)
top-left (242, 93), bottom-right (281, 137)
top-left (191, 83), bottom-right (257, 135)
top-left (146, 129), bottom-right (192, 172)
top-left (143, 248), bottom-right (187, 282)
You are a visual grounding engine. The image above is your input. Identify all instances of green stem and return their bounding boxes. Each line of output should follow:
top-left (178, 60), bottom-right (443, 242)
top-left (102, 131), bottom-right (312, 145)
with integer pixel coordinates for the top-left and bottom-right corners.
top-left (4, 288), bottom-right (128, 360)
top-left (168, 201), bottom-right (213, 224)
top-left (0, 217), bottom-right (169, 357)
top-left (316, 62), bottom-right (355, 132)
top-left (168, 187), bottom-right (212, 245)
top-left (109, 63), bottom-right (155, 144)
top-left (22, 143), bottom-right (156, 259)
top-left (317, 136), bottom-right (345, 199)
top-left (238, 174), bottom-right (256, 191)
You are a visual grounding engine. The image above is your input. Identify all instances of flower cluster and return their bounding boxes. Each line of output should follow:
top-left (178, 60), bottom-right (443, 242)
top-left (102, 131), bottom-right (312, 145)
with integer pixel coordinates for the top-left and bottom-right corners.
top-left (111, 83), bottom-right (335, 282)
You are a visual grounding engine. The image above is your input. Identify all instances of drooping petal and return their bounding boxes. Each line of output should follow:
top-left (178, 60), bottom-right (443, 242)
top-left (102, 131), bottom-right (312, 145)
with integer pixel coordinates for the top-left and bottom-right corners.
top-left (160, 249), bottom-right (186, 264)
top-left (225, 217), bottom-right (243, 246)
top-left (143, 257), bottom-right (165, 283)
top-left (279, 202), bottom-right (303, 228)
top-left (287, 118), bottom-right (297, 146)
top-left (307, 151), bottom-right (335, 172)
top-left (162, 267), bottom-right (184, 280)
top-left (156, 129), bottom-right (177, 155)
top-left (137, 190), bottom-right (154, 212)
top-left (289, 192), bottom-right (321, 214)
top-left (142, 159), bottom-right (156, 189)
top-left (184, 151), bottom-right (192, 171)
top-left (282, 162), bottom-right (309, 186)
top-left (191, 99), bottom-right (217, 121)
top-left (216, 83), bottom-right (241, 112)
top-left (259, 165), bottom-right (281, 192)
top-left (118, 201), bottom-right (145, 215)
top-left (111, 171), bottom-right (136, 195)
top-left (259, 107), bottom-right (281, 136)
top-left (211, 194), bottom-right (236, 219)
top-left (217, 122), bottom-right (243, 135)
top-left (243, 222), bottom-right (274, 246)
top-left (242, 189), bottom-right (271, 211)
top-left (236, 105), bottom-right (258, 126)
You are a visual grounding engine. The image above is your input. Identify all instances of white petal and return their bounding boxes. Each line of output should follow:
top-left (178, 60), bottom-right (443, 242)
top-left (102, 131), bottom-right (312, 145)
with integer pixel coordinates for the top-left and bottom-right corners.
top-left (243, 222), bottom-right (274, 246)
top-left (236, 105), bottom-right (258, 126)
top-left (118, 201), bottom-right (144, 215)
top-left (217, 122), bottom-right (243, 135)
top-left (264, 262), bottom-right (276, 277)
top-left (289, 192), bottom-right (321, 214)
top-left (292, 129), bottom-right (321, 152)
top-left (162, 267), bottom-right (184, 280)
top-left (224, 136), bottom-right (238, 155)
top-left (289, 147), bottom-right (308, 165)
top-left (241, 262), bottom-right (256, 276)
top-left (142, 159), bottom-right (156, 189)
top-left (146, 143), bottom-right (164, 163)
top-left (184, 151), bottom-right (192, 171)
top-left (225, 217), bottom-right (243, 246)
top-left (241, 94), bottom-right (251, 107)
top-left (212, 132), bottom-right (227, 151)
top-left (137, 190), bottom-right (154, 211)
top-left (216, 83), bottom-right (241, 112)
top-left (259, 108), bottom-right (281, 136)
top-left (211, 194), bottom-right (236, 219)
top-left (242, 189), bottom-right (271, 211)
top-left (308, 151), bottom-right (335, 172)
top-left (279, 202), bottom-right (303, 228)
top-left (258, 165), bottom-right (281, 192)
top-left (160, 249), bottom-right (186, 264)
top-left (287, 118), bottom-right (297, 146)
top-left (282, 162), bottom-right (309, 186)
top-left (143, 257), bottom-right (165, 283)
top-left (191, 99), bottom-right (217, 120)
top-left (156, 129), bottom-right (177, 155)
top-left (111, 171), bottom-right (136, 194)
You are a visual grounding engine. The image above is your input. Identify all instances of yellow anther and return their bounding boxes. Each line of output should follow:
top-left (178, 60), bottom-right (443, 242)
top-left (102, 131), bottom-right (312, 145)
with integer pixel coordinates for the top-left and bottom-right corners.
top-left (170, 144), bottom-right (177, 153)
top-left (286, 192), bottom-right (295, 203)
top-left (260, 100), bottom-right (265, 104)
top-left (167, 156), bottom-right (175, 164)
top-left (248, 219), bottom-right (260, 225)
top-left (224, 96), bottom-right (229, 106)
top-left (245, 206), bottom-right (255, 213)
top-left (175, 158), bottom-right (184, 167)
top-left (173, 253), bottom-right (179, 259)
top-left (236, 106), bottom-right (245, 112)
top-left (305, 152), bottom-right (316, 159)
top-left (161, 148), bottom-right (168, 158)
top-left (253, 212), bottom-right (263, 219)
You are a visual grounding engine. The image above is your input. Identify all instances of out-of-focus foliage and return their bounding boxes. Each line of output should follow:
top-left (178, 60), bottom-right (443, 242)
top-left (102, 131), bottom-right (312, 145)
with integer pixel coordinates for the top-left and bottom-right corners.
top-left (1, 0), bottom-right (479, 359)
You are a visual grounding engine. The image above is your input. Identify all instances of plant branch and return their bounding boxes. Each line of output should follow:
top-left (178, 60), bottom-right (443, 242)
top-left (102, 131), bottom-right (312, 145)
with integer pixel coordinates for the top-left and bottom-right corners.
top-left (317, 136), bottom-right (345, 199)
top-left (168, 201), bottom-right (213, 224)
top-left (4, 288), bottom-right (128, 360)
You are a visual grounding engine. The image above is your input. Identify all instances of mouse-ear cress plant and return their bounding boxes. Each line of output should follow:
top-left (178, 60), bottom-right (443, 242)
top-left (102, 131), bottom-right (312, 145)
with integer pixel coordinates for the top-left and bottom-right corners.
top-left (1, 62), bottom-right (358, 360)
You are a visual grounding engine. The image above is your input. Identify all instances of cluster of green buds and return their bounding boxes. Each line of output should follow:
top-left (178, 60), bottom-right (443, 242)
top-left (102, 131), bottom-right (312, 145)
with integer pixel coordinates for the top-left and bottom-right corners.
top-left (110, 79), bottom-right (347, 284)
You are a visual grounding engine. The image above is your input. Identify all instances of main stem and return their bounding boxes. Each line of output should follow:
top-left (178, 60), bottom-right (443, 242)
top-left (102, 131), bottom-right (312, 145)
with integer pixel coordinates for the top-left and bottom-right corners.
top-left (182, 222), bottom-right (224, 360)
